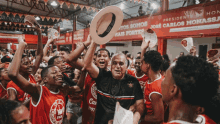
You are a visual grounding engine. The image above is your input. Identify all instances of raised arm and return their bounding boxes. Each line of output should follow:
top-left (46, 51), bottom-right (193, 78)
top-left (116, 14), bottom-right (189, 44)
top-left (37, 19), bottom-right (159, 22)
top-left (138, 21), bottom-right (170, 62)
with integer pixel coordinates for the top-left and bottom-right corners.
top-left (144, 94), bottom-right (164, 123)
top-left (43, 38), bottom-right (54, 63)
top-left (76, 70), bottom-right (87, 90)
top-left (141, 40), bottom-right (150, 59)
top-left (32, 26), bottom-right (43, 75)
top-left (83, 41), bottom-right (99, 79)
top-left (64, 35), bottom-right (92, 69)
top-left (8, 38), bottom-right (41, 103)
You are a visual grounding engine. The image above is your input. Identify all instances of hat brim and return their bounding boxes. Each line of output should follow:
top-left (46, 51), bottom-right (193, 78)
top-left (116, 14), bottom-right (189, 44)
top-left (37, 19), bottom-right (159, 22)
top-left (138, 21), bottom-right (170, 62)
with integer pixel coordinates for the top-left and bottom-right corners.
top-left (90, 6), bottom-right (123, 45)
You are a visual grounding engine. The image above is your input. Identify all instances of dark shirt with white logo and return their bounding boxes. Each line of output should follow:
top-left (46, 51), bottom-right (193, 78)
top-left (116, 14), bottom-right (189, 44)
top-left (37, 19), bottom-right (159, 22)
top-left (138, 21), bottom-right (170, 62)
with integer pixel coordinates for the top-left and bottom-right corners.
top-left (94, 68), bottom-right (143, 124)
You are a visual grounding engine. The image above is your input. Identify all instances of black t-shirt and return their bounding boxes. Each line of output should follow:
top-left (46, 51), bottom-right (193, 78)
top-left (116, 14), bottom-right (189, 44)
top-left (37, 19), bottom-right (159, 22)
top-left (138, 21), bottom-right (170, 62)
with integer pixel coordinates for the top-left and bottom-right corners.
top-left (94, 68), bottom-right (143, 124)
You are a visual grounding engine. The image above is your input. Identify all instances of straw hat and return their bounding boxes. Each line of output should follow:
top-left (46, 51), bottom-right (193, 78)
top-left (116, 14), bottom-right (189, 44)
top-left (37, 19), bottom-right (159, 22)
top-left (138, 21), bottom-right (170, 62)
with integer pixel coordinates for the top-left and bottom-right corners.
top-left (90, 6), bottom-right (123, 44)
top-left (24, 15), bottom-right (40, 28)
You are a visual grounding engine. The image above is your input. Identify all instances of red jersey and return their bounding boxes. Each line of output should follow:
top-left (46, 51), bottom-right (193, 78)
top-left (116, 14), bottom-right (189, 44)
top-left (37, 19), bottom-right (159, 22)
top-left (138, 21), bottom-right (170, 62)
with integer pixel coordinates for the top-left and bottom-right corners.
top-left (196, 114), bottom-right (216, 124)
top-left (127, 69), bottom-right (135, 76)
top-left (144, 75), bottom-right (164, 115)
top-left (0, 83), bottom-right (7, 99)
top-left (30, 85), bottom-right (66, 124)
top-left (131, 72), bottom-right (149, 93)
top-left (82, 74), bottom-right (97, 124)
top-left (7, 74), bottom-right (36, 102)
top-left (163, 120), bottom-right (200, 124)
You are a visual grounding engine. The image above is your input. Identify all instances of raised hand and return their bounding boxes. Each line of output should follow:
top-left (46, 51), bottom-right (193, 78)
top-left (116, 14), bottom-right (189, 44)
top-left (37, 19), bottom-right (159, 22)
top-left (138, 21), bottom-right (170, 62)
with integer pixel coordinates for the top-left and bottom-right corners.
top-left (84, 34), bottom-right (92, 46)
top-left (18, 37), bottom-right (27, 46)
top-left (47, 38), bottom-right (54, 45)
top-left (141, 40), bottom-right (150, 50)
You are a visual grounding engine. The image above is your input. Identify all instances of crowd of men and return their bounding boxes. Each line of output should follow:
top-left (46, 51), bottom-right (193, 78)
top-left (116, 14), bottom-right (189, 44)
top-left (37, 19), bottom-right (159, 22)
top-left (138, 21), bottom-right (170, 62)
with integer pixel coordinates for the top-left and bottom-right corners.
top-left (0, 25), bottom-right (220, 124)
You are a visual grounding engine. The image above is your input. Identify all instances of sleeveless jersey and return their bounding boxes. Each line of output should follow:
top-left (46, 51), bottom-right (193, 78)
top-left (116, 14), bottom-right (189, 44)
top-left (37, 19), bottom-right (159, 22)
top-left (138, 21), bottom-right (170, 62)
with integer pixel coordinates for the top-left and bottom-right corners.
top-left (0, 83), bottom-right (7, 99)
top-left (144, 75), bottom-right (164, 115)
top-left (30, 85), bottom-right (66, 124)
top-left (82, 74), bottom-right (97, 124)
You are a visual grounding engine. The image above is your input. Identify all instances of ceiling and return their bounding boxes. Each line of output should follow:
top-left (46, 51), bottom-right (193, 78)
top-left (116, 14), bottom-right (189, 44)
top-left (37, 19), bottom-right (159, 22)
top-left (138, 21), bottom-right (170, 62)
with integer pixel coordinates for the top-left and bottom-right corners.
top-left (0, 0), bottom-right (206, 35)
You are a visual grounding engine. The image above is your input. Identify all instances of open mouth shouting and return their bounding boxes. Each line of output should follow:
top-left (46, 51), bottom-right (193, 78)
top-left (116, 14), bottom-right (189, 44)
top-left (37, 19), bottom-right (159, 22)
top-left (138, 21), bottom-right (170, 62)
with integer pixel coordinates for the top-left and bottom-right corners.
top-left (98, 61), bottom-right (106, 68)
top-left (55, 76), bottom-right (64, 84)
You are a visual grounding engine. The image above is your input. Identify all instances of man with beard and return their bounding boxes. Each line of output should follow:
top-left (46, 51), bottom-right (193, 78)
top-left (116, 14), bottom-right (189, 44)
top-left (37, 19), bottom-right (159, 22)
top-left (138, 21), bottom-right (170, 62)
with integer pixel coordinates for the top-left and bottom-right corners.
top-left (83, 41), bottom-right (144, 124)
top-left (162, 56), bottom-right (219, 124)
top-left (82, 48), bottom-right (111, 124)
top-left (140, 41), bottom-right (166, 124)
top-left (0, 68), bottom-right (11, 99)
top-left (7, 26), bottom-right (43, 102)
top-left (8, 38), bottom-right (81, 124)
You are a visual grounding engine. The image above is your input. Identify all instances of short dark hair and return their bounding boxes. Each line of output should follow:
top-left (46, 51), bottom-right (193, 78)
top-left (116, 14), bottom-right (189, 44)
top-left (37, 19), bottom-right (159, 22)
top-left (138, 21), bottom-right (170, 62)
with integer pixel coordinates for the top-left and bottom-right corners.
top-left (136, 56), bottom-right (141, 60)
top-left (48, 56), bottom-right (60, 66)
top-left (160, 60), bottom-right (170, 72)
top-left (126, 53), bottom-right (131, 58)
top-left (1, 56), bottom-right (11, 63)
top-left (162, 54), bottom-right (170, 62)
top-left (96, 48), bottom-right (110, 58)
top-left (41, 65), bottom-right (55, 79)
top-left (137, 52), bottom-right (141, 54)
top-left (0, 99), bottom-right (22, 124)
top-left (203, 94), bottom-right (220, 123)
top-left (60, 46), bottom-right (70, 54)
top-left (171, 55), bottom-right (219, 107)
top-left (143, 50), bottom-right (163, 72)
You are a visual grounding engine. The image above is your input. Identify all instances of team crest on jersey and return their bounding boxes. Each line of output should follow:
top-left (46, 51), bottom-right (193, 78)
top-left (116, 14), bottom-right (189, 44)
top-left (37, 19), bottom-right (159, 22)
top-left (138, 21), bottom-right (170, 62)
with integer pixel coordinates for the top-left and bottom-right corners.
top-left (127, 81), bottom-right (134, 88)
top-left (49, 99), bottom-right (65, 124)
top-left (91, 83), bottom-right (97, 99)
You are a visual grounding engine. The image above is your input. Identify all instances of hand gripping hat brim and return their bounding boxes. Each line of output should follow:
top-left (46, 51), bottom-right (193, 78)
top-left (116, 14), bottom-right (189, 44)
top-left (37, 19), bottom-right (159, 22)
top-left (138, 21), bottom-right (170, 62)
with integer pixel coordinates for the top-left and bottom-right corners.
top-left (24, 15), bottom-right (40, 28)
top-left (90, 6), bottom-right (124, 45)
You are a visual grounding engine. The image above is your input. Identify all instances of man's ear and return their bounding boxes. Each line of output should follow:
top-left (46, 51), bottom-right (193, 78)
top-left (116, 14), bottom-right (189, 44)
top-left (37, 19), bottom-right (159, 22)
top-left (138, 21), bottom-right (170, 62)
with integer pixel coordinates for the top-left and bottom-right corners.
top-left (170, 84), bottom-right (178, 98)
top-left (196, 106), bottom-right (205, 114)
top-left (43, 77), bottom-right (48, 84)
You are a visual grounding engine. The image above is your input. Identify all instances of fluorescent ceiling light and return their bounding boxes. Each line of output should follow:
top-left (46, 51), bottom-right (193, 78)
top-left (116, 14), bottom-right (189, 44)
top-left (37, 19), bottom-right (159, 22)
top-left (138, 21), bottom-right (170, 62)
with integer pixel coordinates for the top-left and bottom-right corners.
top-left (35, 16), bottom-right (40, 20)
top-left (51, 1), bottom-right (58, 6)
top-left (119, 3), bottom-right (125, 10)
top-left (151, 3), bottom-right (158, 9)
top-left (27, 25), bottom-right (31, 27)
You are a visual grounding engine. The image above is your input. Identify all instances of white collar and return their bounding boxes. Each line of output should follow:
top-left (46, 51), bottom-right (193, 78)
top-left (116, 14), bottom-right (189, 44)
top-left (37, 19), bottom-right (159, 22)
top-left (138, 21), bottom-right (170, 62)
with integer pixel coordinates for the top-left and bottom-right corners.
top-left (135, 71), bottom-right (145, 79)
top-left (147, 74), bottom-right (162, 84)
top-left (0, 83), bottom-right (6, 90)
top-left (169, 120), bottom-right (199, 124)
top-left (50, 90), bottom-right (60, 94)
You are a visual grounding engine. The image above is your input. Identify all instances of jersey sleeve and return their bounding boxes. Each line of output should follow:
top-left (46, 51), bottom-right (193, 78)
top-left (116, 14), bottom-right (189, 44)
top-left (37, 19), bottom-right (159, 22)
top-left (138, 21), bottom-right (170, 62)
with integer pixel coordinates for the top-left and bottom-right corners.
top-left (6, 81), bottom-right (18, 95)
top-left (149, 81), bottom-right (162, 101)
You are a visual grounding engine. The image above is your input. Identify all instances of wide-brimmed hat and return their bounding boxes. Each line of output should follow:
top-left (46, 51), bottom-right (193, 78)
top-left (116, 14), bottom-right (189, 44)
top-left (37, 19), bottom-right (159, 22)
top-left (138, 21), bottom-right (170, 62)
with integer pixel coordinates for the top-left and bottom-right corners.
top-left (24, 15), bottom-right (40, 28)
top-left (90, 6), bottom-right (123, 45)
